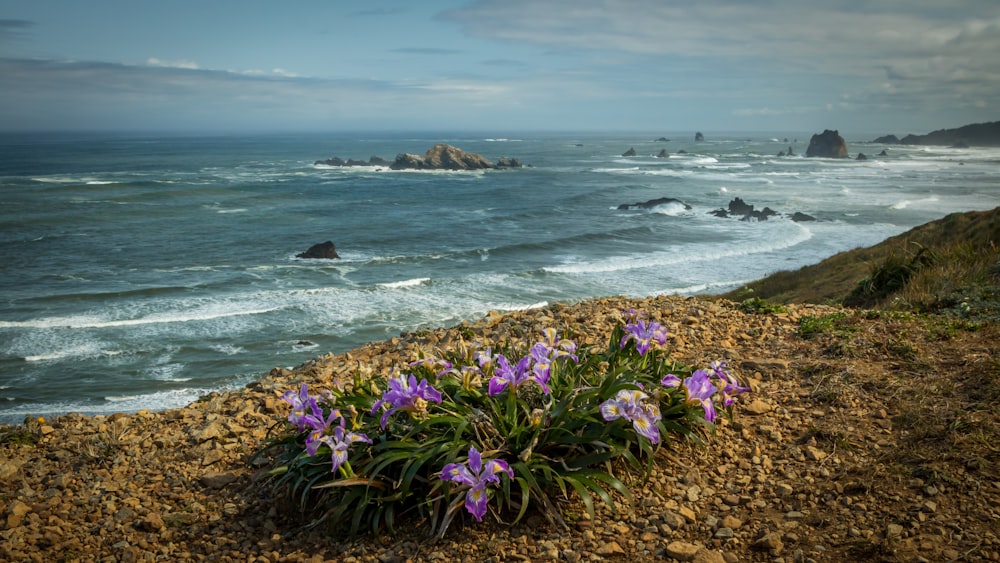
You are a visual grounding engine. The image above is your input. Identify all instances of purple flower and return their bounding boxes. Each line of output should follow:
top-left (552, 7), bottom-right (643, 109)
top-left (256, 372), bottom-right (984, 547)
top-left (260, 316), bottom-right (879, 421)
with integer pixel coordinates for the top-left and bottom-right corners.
top-left (529, 343), bottom-right (554, 381)
top-left (539, 328), bottom-right (579, 362)
top-left (440, 446), bottom-right (513, 522)
top-left (600, 388), bottom-right (662, 444)
top-left (487, 354), bottom-right (550, 397)
top-left (282, 383), bottom-right (319, 432)
top-left (667, 369), bottom-right (718, 423)
top-left (312, 418), bottom-right (372, 473)
top-left (710, 360), bottom-right (750, 407)
top-left (303, 402), bottom-right (345, 456)
top-left (371, 373), bottom-right (443, 429)
top-left (620, 320), bottom-right (668, 356)
top-left (474, 347), bottom-right (496, 370)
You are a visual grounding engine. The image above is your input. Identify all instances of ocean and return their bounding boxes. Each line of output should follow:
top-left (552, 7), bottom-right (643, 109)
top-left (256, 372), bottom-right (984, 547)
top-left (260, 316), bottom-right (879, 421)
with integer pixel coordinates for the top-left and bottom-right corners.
top-left (2, 131), bottom-right (998, 423)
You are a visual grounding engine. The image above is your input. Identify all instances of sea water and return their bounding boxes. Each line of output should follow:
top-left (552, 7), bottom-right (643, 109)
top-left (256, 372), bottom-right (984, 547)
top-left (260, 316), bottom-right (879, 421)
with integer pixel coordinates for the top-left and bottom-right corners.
top-left (1, 131), bottom-right (998, 423)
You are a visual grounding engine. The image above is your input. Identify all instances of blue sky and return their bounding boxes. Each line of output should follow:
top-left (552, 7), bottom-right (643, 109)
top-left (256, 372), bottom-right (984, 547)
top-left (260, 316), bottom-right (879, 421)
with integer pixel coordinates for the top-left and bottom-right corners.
top-left (1, 0), bottom-right (998, 134)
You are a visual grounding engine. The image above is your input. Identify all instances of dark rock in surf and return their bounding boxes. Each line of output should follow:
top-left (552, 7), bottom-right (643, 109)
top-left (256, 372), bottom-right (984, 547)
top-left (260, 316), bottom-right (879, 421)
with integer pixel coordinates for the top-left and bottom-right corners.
top-left (655, 137), bottom-right (670, 142)
top-left (296, 241), bottom-right (340, 260)
top-left (712, 197), bottom-right (777, 221)
top-left (496, 156), bottom-right (523, 168)
top-left (856, 153), bottom-right (868, 161)
top-left (622, 147), bottom-right (637, 157)
top-left (806, 129), bottom-right (849, 158)
top-left (790, 212), bottom-right (817, 222)
top-left (617, 197), bottom-right (691, 211)
top-left (695, 132), bottom-right (705, 141)
top-left (315, 155), bottom-right (391, 167)
top-left (878, 149), bottom-right (888, 156)
top-left (656, 149), bottom-right (669, 158)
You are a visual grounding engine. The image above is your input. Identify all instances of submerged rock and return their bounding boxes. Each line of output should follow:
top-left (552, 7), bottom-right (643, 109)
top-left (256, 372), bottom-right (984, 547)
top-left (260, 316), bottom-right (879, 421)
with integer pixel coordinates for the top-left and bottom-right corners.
top-left (617, 197), bottom-right (691, 211)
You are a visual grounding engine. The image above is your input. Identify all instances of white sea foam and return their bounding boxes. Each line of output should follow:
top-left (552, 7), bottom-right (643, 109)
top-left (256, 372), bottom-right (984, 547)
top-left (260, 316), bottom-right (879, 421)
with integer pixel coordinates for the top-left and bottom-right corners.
top-left (891, 196), bottom-right (940, 210)
top-left (668, 278), bottom-right (760, 295)
top-left (649, 202), bottom-right (691, 216)
top-left (377, 277), bottom-right (432, 289)
top-left (0, 305), bottom-right (280, 330)
top-left (211, 344), bottom-right (245, 355)
top-left (544, 222), bottom-right (813, 275)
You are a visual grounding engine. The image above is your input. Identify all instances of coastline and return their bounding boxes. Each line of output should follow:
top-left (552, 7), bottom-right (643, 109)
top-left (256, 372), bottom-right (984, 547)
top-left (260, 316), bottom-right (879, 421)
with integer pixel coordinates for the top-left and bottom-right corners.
top-left (3, 290), bottom-right (997, 561)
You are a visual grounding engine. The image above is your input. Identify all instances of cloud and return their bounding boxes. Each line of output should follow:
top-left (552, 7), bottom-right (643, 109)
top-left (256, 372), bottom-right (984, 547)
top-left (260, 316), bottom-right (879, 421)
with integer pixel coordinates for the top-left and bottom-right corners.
top-left (442, 0), bottom-right (1000, 119)
top-left (146, 58), bottom-right (200, 70)
top-left (0, 57), bottom-right (521, 131)
top-left (0, 18), bottom-right (34, 42)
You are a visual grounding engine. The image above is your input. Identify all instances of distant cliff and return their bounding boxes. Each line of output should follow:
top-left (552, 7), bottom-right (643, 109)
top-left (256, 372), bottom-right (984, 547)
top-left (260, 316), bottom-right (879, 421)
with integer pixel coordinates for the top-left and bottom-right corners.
top-left (873, 121), bottom-right (1000, 147)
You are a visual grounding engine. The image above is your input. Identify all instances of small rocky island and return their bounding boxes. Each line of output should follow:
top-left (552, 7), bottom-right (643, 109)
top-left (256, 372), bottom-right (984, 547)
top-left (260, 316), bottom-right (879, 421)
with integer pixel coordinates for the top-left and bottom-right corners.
top-left (805, 129), bottom-right (849, 158)
top-left (315, 143), bottom-right (522, 171)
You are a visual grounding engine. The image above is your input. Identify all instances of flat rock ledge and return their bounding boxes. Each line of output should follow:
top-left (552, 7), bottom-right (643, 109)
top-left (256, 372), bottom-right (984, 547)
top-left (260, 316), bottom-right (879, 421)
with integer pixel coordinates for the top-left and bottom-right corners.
top-left (2, 294), bottom-right (998, 562)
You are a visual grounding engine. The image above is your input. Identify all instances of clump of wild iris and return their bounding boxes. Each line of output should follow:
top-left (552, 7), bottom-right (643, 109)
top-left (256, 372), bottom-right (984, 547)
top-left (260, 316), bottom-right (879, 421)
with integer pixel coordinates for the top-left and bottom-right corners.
top-left (252, 309), bottom-right (749, 537)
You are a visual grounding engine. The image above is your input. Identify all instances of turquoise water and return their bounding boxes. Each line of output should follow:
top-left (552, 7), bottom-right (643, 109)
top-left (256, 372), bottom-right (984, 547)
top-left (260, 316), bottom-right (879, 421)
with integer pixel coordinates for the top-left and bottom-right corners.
top-left (2, 131), bottom-right (998, 422)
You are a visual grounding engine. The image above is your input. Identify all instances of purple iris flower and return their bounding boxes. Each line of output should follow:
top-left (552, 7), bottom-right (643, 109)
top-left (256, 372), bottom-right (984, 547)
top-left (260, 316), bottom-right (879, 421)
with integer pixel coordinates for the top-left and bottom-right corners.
top-left (371, 373), bottom-right (443, 429)
top-left (487, 354), bottom-right (550, 397)
top-left (440, 446), bottom-right (513, 522)
top-left (663, 369), bottom-right (719, 423)
top-left (313, 418), bottom-right (371, 473)
top-left (710, 360), bottom-right (750, 407)
top-left (282, 383), bottom-right (319, 432)
top-left (600, 388), bottom-right (662, 444)
top-left (539, 328), bottom-right (579, 362)
top-left (303, 402), bottom-right (346, 456)
top-left (619, 320), bottom-right (668, 356)
top-left (530, 343), bottom-right (554, 381)
top-left (474, 347), bottom-right (496, 370)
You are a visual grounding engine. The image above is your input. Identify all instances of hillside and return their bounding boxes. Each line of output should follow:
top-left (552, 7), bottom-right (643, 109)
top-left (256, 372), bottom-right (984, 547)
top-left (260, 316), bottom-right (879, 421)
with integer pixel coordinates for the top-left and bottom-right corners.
top-left (720, 207), bottom-right (1000, 317)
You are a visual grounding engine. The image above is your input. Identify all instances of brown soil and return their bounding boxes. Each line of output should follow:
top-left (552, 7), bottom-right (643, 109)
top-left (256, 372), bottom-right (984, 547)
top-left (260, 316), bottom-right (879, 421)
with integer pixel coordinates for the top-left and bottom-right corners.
top-left (2, 295), bottom-right (998, 562)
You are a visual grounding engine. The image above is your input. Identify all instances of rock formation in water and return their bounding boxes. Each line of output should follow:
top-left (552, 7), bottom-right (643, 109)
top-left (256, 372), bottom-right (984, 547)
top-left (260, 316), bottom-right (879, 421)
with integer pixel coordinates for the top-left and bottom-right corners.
top-left (805, 130), bottom-right (849, 158)
top-left (315, 156), bottom-right (392, 167)
top-left (297, 241), bottom-right (340, 260)
top-left (617, 197), bottom-right (691, 211)
top-left (316, 144), bottom-right (523, 171)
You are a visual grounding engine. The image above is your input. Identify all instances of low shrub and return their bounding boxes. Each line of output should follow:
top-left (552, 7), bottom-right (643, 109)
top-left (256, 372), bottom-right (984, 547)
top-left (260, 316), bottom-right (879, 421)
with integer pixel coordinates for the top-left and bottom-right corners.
top-left (251, 310), bottom-right (749, 537)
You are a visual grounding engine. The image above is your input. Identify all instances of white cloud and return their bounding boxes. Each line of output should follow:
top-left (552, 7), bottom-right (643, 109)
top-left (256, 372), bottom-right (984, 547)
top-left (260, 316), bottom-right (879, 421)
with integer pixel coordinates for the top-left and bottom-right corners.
top-left (146, 58), bottom-right (200, 70)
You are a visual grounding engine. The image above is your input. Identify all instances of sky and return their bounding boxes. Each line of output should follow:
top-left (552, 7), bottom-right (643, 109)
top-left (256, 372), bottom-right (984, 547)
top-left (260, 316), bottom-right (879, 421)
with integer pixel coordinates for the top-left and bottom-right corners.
top-left (1, 0), bottom-right (998, 134)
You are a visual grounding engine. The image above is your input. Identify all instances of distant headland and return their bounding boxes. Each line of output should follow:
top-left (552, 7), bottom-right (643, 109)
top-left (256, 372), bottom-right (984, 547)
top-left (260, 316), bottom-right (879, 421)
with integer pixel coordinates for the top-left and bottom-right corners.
top-left (872, 120), bottom-right (1000, 147)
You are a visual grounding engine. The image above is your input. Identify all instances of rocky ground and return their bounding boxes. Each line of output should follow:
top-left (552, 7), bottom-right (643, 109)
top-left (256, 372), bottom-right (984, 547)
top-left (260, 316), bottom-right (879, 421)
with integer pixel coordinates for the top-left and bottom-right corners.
top-left (2, 294), bottom-right (998, 562)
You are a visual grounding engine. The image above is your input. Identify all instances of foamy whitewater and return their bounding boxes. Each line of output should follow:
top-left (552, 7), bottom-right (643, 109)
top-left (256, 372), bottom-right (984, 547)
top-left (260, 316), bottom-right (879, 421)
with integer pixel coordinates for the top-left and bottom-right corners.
top-left (2, 131), bottom-right (998, 423)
